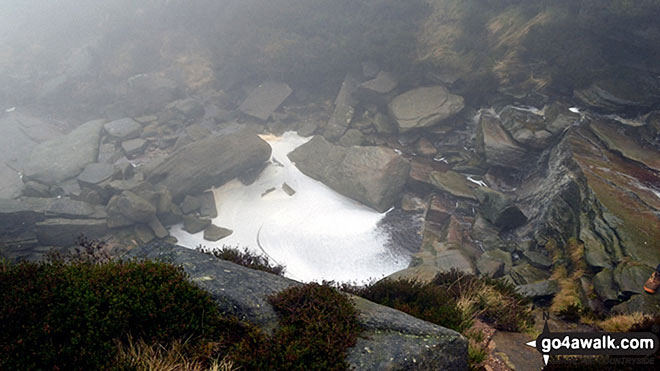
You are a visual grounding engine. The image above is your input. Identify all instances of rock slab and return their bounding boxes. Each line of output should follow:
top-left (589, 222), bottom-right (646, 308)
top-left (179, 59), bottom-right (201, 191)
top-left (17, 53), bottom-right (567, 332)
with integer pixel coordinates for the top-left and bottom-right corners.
top-left (24, 120), bottom-right (104, 185)
top-left (288, 136), bottom-right (410, 212)
top-left (239, 81), bottom-right (292, 121)
top-left (147, 131), bottom-right (272, 202)
top-left (389, 86), bottom-right (464, 132)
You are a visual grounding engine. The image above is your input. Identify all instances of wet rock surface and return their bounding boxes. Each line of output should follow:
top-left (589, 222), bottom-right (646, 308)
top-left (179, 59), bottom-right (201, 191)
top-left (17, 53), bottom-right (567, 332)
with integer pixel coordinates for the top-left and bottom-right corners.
top-left (389, 86), bottom-right (464, 132)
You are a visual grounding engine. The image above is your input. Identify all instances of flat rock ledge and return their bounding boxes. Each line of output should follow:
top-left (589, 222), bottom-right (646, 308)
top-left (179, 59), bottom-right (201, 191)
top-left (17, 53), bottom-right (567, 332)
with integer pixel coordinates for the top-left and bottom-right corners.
top-left (126, 242), bottom-right (468, 370)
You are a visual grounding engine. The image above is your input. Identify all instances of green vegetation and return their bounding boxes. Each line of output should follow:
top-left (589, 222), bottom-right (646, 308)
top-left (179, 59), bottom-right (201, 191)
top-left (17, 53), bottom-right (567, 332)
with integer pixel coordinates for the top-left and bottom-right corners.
top-left (197, 245), bottom-right (286, 276)
top-left (0, 252), bottom-right (360, 370)
top-left (0, 257), bottom-right (247, 370)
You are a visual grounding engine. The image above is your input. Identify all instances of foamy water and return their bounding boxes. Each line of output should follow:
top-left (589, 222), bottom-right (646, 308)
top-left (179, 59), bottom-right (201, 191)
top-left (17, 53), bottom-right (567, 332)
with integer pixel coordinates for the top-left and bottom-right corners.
top-left (171, 132), bottom-right (411, 283)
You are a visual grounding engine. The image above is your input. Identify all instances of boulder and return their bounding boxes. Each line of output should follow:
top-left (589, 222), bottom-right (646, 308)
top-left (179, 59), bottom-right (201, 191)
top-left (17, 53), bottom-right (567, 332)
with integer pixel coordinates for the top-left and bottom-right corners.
top-left (24, 120), bottom-right (104, 185)
top-left (544, 102), bottom-right (580, 135)
top-left (77, 163), bottom-right (116, 189)
top-left (35, 218), bottom-right (107, 246)
top-left (574, 74), bottom-right (660, 113)
top-left (180, 195), bottom-right (201, 214)
top-left (516, 280), bottom-right (559, 299)
top-left (476, 249), bottom-right (512, 277)
top-left (338, 129), bottom-right (365, 147)
top-left (428, 170), bottom-right (476, 201)
top-left (198, 191), bottom-right (218, 218)
top-left (121, 138), bottom-right (147, 157)
top-left (239, 81), bottom-right (292, 121)
top-left (388, 86), bottom-right (464, 132)
top-left (477, 114), bottom-right (528, 170)
top-left (499, 106), bottom-right (553, 149)
top-left (106, 191), bottom-right (157, 227)
top-left (22, 181), bottom-right (50, 198)
top-left (323, 74), bottom-right (360, 141)
top-left (98, 143), bottom-right (122, 163)
top-left (522, 250), bottom-right (553, 269)
top-left (183, 215), bottom-right (211, 234)
top-left (509, 263), bottom-right (548, 285)
top-left (204, 224), bottom-right (233, 241)
top-left (593, 268), bottom-right (619, 302)
top-left (612, 294), bottom-right (660, 316)
top-left (613, 262), bottom-right (654, 295)
top-left (288, 136), bottom-right (410, 212)
top-left (103, 118), bottom-right (143, 140)
top-left (356, 71), bottom-right (398, 104)
top-left (475, 188), bottom-right (527, 231)
top-left (126, 242), bottom-right (468, 370)
top-left (147, 130), bottom-right (271, 202)
top-left (168, 98), bottom-right (205, 121)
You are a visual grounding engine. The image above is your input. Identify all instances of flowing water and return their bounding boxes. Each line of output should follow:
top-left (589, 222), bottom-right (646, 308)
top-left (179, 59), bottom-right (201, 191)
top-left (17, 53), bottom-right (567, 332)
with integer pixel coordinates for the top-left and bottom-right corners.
top-left (171, 131), bottom-right (416, 283)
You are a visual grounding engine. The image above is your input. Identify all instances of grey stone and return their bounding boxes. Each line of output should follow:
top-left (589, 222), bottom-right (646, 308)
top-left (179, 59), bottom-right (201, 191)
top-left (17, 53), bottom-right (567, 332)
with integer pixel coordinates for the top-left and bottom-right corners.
top-left (477, 114), bottom-right (528, 170)
top-left (126, 242), bottom-right (468, 370)
top-left (239, 81), bottom-right (292, 121)
top-left (181, 195), bottom-right (201, 214)
top-left (24, 119), bottom-right (104, 185)
top-left (204, 224), bottom-right (233, 241)
top-left (388, 86), bottom-right (464, 132)
top-left (44, 198), bottom-right (97, 219)
top-left (106, 191), bottom-right (157, 226)
top-left (372, 112), bottom-right (398, 134)
top-left (516, 280), bottom-right (559, 298)
top-left (104, 118), bottom-right (143, 140)
top-left (428, 170), bottom-right (476, 201)
top-left (148, 217), bottom-right (169, 238)
top-left (288, 136), bottom-right (410, 212)
top-left (198, 191), bottom-right (217, 218)
top-left (509, 263), bottom-right (549, 285)
top-left (613, 262), bottom-right (653, 295)
top-left (134, 224), bottom-right (155, 245)
top-left (612, 294), bottom-right (660, 316)
top-left (98, 143), bottom-right (122, 163)
top-left (522, 250), bottom-right (553, 269)
top-left (147, 130), bottom-right (271, 202)
top-left (475, 187), bottom-right (527, 231)
top-left (434, 249), bottom-right (475, 275)
top-left (477, 249), bottom-right (512, 277)
top-left (593, 268), bottom-right (619, 302)
top-left (77, 163), bottom-right (116, 188)
top-left (183, 215), bottom-right (211, 234)
top-left (169, 98), bottom-right (205, 120)
top-left (356, 71), bottom-right (398, 103)
top-left (282, 183), bottom-right (296, 196)
top-left (35, 218), bottom-right (107, 246)
top-left (121, 138), bottom-right (147, 157)
top-left (338, 129), bottom-right (365, 147)
top-left (324, 74), bottom-right (359, 141)
top-left (22, 181), bottom-right (51, 198)
top-left (544, 102), bottom-right (579, 135)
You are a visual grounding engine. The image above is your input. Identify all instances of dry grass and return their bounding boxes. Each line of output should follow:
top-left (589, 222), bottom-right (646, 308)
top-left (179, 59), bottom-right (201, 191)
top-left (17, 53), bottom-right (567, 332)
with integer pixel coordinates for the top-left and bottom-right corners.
top-left (548, 238), bottom-right (587, 316)
top-left (592, 313), bottom-right (650, 333)
top-left (115, 337), bottom-right (235, 371)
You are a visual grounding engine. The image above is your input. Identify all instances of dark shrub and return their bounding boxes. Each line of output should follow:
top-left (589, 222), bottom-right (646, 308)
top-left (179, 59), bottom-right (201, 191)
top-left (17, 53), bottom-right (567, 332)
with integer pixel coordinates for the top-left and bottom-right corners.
top-left (231, 283), bottom-right (362, 370)
top-left (0, 258), bottom-right (248, 370)
top-left (197, 245), bottom-right (285, 276)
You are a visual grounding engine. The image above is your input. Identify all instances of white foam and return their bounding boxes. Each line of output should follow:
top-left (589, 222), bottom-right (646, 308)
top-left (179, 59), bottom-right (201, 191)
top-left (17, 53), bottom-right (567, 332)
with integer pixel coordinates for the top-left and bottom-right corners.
top-left (172, 132), bottom-right (410, 283)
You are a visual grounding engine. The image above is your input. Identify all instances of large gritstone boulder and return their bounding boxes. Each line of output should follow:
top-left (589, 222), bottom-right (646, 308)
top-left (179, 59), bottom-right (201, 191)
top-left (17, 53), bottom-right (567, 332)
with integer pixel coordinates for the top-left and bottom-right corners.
top-left (127, 242), bottom-right (468, 370)
top-left (147, 131), bottom-right (272, 202)
top-left (288, 136), bottom-right (410, 212)
top-left (388, 86), bottom-right (464, 132)
top-left (24, 119), bottom-right (104, 185)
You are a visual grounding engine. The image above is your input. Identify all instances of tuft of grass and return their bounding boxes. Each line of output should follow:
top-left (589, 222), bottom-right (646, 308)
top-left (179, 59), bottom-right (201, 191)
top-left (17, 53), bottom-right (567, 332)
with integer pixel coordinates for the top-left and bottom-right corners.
top-left (115, 336), bottom-right (235, 371)
top-left (548, 238), bottom-right (588, 320)
top-left (592, 312), bottom-right (650, 333)
top-left (197, 245), bottom-right (285, 276)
